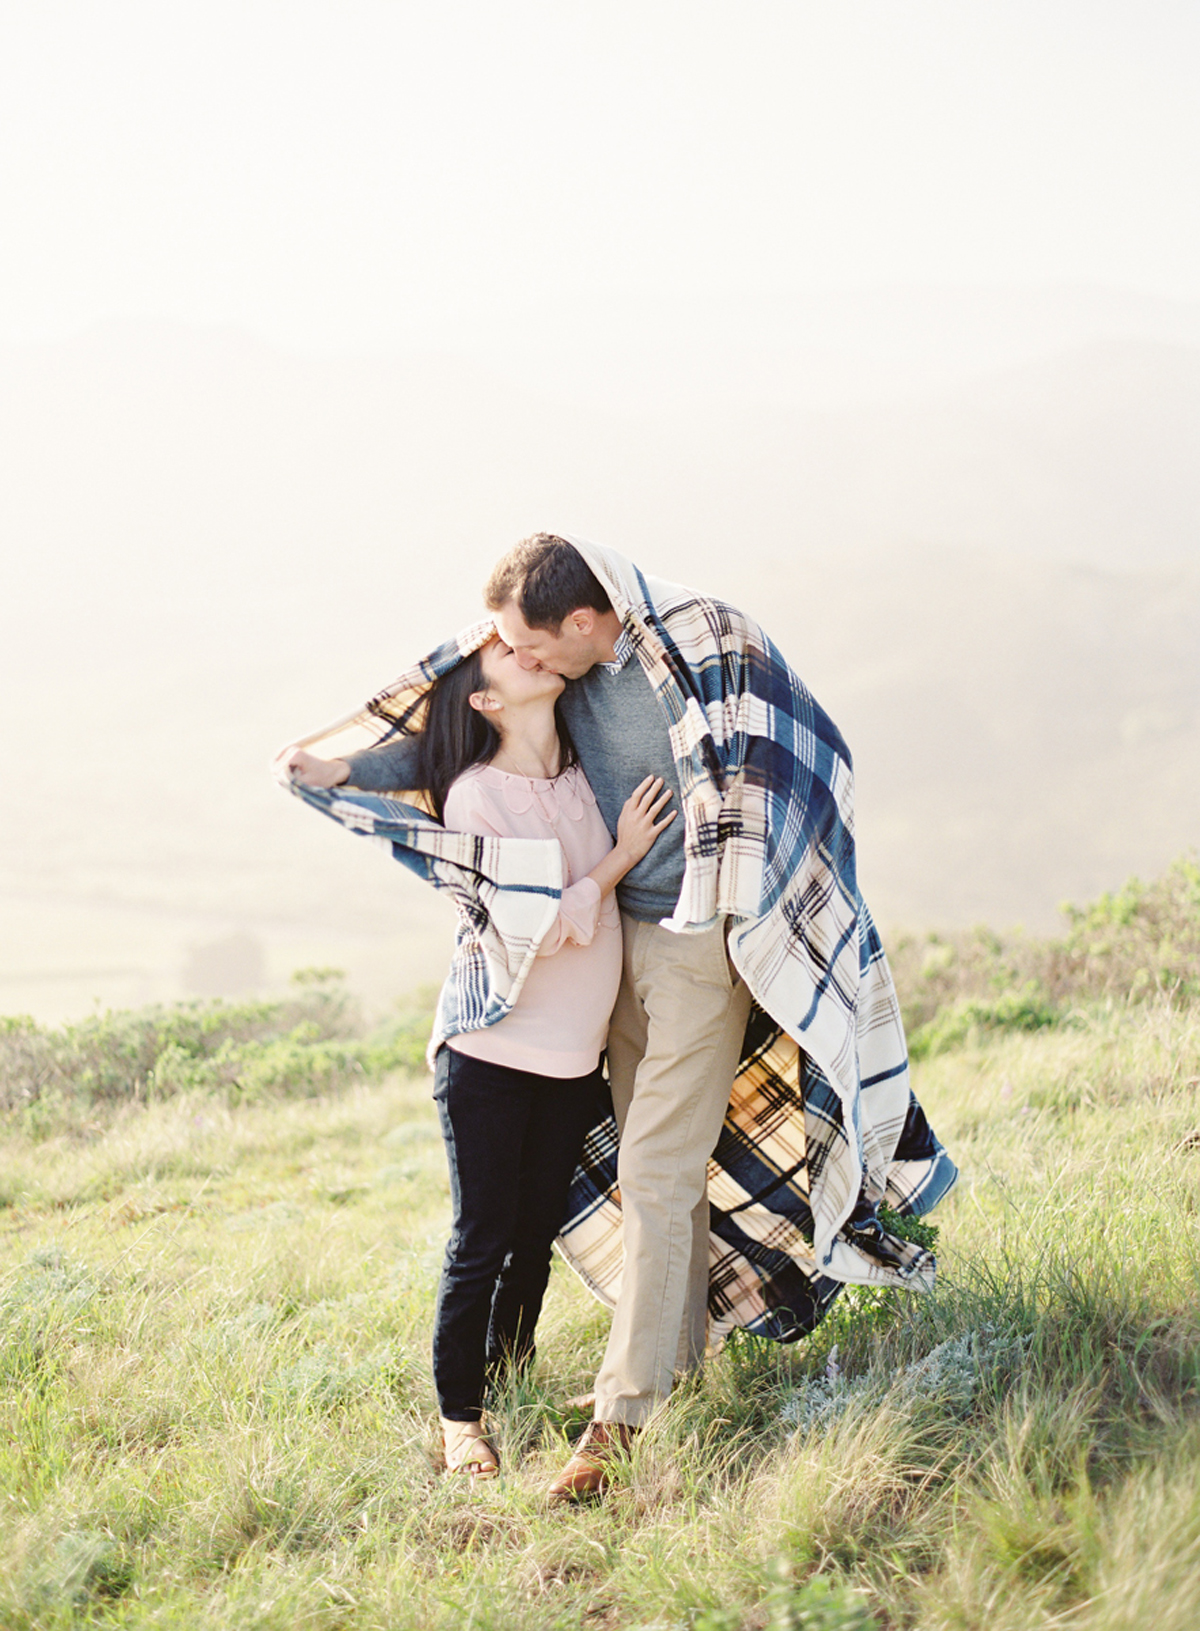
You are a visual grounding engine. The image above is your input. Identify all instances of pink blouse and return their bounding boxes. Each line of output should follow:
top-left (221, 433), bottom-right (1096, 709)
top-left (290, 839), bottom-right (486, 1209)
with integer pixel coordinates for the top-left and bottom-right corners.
top-left (442, 762), bottom-right (622, 1078)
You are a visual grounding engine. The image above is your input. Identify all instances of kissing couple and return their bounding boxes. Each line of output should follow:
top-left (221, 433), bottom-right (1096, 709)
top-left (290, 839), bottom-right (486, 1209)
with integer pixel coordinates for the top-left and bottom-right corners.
top-left (276, 532), bottom-right (957, 1498)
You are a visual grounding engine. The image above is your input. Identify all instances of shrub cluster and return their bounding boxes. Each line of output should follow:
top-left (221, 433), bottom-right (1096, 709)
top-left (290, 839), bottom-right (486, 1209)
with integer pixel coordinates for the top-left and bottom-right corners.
top-left (5, 856), bottom-right (1197, 1131)
top-left (0, 970), bottom-right (435, 1133)
top-left (890, 853), bottom-right (1200, 1057)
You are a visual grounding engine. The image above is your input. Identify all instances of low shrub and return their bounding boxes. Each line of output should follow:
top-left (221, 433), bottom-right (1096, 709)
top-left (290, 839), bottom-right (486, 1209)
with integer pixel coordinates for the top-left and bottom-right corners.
top-left (892, 853), bottom-right (1200, 1042)
top-left (907, 983), bottom-right (1064, 1061)
top-left (0, 971), bottom-right (436, 1132)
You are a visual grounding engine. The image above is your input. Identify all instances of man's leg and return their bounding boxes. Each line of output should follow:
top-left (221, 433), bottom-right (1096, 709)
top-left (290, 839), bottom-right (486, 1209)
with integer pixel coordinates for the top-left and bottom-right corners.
top-left (606, 926), bottom-right (708, 1380)
top-left (594, 916), bottom-right (751, 1427)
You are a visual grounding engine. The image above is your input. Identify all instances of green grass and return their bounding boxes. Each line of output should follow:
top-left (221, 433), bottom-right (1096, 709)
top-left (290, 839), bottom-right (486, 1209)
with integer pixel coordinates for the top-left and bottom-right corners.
top-left (2, 869), bottom-right (1199, 1628)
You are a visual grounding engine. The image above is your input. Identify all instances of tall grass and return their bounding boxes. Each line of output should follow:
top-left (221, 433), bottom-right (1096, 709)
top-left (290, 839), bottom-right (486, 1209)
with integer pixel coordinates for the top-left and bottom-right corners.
top-left (1, 863), bottom-right (1198, 1628)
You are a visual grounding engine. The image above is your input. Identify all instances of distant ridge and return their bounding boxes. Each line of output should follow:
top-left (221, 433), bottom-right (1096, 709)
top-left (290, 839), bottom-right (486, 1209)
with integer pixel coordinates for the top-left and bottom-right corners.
top-left (2, 319), bottom-right (1197, 1018)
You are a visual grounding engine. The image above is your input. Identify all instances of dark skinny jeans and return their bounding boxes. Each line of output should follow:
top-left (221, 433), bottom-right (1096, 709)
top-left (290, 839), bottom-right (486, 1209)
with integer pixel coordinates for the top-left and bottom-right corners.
top-left (432, 1044), bottom-right (604, 1422)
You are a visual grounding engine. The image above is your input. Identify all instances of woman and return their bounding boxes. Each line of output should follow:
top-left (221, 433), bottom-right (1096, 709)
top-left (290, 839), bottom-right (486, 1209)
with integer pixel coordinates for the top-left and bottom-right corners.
top-left (284, 636), bottom-right (673, 1481)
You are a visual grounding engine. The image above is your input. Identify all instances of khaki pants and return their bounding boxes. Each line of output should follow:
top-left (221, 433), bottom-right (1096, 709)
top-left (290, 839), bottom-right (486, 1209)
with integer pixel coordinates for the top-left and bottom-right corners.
top-left (593, 915), bottom-right (752, 1426)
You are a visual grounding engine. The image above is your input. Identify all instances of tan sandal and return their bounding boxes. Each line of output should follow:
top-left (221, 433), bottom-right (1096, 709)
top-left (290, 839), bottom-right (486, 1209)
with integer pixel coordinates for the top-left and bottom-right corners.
top-left (441, 1417), bottom-right (500, 1482)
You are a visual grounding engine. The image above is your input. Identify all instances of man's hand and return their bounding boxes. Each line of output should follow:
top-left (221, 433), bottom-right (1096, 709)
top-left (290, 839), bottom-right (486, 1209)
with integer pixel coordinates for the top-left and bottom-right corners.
top-left (273, 745), bottom-right (352, 788)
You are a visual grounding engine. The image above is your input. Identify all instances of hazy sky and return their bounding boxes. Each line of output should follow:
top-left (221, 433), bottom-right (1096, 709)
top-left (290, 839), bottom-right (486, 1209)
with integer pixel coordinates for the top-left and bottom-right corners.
top-left (4, 2), bottom-right (1199, 1021)
top-left (2, 0), bottom-right (1197, 356)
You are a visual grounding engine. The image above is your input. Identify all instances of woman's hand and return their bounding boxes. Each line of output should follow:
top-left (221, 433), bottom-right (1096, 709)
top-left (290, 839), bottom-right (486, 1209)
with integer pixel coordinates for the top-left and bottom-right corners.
top-left (273, 745), bottom-right (351, 788)
top-left (613, 776), bottom-right (676, 868)
top-left (579, 776), bottom-right (676, 904)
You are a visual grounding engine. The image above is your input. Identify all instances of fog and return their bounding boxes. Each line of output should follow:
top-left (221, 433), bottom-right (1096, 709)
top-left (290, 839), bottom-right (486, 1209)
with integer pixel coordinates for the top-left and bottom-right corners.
top-left (2, 4), bottom-right (1197, 1021)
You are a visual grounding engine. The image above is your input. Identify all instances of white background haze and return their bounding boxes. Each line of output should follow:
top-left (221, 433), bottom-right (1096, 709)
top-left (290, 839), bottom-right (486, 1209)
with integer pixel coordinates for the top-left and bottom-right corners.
top-left (2, 1), bottom-right (1197, 1020)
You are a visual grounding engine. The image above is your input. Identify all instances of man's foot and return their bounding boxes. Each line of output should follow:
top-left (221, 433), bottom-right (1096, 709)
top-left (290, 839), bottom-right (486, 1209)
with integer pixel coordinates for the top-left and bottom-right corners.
top-left (546, 1420), bottom-right (637, 1501)
top-left (441, 1417), bottom-right (500, 1484)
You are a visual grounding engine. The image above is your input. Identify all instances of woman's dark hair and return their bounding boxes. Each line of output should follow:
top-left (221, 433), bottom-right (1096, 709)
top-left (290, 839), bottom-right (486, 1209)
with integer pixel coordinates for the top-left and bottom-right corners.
top-left (414, 643), bottom-right (578, 823)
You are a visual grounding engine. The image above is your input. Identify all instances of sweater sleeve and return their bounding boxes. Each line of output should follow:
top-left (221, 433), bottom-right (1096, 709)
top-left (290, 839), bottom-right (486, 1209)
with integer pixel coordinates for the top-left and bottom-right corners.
top-left (442, 778), bottom-right (602, 956)
top-left (342, 734), bottom-right (422, 792)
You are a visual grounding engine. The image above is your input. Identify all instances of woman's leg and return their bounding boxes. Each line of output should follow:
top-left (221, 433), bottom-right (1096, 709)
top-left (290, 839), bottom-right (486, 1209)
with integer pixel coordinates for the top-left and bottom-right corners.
top-left (485, 1065), bottom-right (604, 1386)
top-left (432, 1047), bottom-right (535, 1421)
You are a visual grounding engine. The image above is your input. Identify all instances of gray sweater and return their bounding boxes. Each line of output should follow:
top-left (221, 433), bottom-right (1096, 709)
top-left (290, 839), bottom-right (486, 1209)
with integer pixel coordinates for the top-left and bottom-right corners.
top-left (556, 657), bottom-right (684, 921)
top-left (344, 657), bottom-right (685, 922)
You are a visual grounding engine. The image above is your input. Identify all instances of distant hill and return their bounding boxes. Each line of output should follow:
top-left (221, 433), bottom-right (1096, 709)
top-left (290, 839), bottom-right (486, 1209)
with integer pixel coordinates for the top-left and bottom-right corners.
top-left (2, 323), bottom-right (1197, 1019)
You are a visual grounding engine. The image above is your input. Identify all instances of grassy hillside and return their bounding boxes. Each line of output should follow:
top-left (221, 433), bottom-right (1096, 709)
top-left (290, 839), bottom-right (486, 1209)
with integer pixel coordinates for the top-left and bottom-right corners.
top-left (1, 864), bottom-right (1198, 1629)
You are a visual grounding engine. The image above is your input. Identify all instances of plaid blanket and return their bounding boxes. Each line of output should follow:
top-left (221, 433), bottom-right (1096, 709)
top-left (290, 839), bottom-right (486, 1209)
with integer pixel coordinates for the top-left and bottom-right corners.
top-left (280, 540), bottom-right (957, 1341)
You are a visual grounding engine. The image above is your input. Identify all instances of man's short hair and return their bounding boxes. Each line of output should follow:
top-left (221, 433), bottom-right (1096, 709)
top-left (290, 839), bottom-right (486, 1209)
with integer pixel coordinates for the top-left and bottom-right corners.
top-left (484, 533), bottom-right (612, 633)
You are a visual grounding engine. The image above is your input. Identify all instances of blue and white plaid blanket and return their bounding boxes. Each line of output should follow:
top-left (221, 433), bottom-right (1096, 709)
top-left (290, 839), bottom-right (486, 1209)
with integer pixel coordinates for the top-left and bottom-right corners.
top-left (281, 538), bottom-right (957, 1341)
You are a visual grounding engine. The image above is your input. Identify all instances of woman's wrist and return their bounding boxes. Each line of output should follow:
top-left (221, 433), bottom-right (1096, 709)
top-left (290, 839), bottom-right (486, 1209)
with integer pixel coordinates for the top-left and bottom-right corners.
top-left (587, 846), bottom-right (632, 899)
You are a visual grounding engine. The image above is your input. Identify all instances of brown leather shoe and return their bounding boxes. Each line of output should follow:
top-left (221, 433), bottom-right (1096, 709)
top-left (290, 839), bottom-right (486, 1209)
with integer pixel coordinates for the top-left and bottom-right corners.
top-left (546, 1420), bottom-right (637, 1501)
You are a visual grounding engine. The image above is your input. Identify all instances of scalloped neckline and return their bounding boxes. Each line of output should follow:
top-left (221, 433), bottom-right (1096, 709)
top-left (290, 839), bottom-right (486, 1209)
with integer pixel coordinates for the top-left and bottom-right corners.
top-left (469, 762), bottom-right (596, 821)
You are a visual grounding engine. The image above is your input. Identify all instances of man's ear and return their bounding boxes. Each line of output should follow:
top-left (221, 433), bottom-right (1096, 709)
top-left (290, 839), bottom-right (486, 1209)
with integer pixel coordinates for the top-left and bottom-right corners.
top-left (468, 690), bottom-right (499, 713)
top-left (568, 607), bottom-right (595, 637)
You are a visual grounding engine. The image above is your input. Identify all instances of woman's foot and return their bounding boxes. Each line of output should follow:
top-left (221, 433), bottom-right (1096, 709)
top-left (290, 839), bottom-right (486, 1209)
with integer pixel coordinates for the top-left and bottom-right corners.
top-left (441, 1417), bottom-right (500, 1483)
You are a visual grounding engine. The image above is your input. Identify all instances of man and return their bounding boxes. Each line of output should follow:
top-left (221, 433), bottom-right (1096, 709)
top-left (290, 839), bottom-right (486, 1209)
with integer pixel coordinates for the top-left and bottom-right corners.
top-left (485, 537), bottom-right (755, 1496)
top-left (282, 532), bottom-right (955, 1501)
